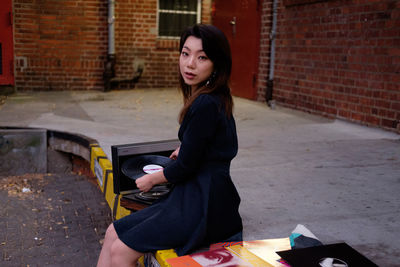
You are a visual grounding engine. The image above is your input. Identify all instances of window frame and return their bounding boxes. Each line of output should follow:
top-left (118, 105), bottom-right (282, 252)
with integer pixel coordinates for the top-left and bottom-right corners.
top-left (157, 0), bottom-right (202, 39)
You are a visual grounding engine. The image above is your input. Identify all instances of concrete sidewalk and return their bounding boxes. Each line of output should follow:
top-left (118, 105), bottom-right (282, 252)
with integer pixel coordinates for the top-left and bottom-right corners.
top-left (1, 89), bottom-right (399, 266)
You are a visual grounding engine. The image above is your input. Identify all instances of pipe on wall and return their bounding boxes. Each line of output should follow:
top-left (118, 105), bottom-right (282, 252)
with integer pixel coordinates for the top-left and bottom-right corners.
top-left (104, 0), bottom-right (116, 91)
top-left (103, 0), bottom-right (143, 91)
top-left (108, 0), bottom-right (115, 56)
top-left (266, 0), bottom-right (278, 107)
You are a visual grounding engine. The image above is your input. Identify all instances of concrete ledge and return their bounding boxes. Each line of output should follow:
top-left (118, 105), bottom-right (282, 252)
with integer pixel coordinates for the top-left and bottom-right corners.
top-left (0, 128), bottom-right (47, 176)
top-left (47, 130), bottom-right (97, 162)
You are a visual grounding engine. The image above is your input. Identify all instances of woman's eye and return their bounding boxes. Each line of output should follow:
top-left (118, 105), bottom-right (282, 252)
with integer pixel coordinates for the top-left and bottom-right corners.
top-left (199, 56), bottom-right (208, 60)
top-left (181, 51), bottom-right (189, 56)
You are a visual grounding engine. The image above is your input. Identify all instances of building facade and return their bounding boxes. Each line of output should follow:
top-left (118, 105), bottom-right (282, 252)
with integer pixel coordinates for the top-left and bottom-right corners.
top-left (272, 0), bottom-right (400, 132)
top-left (1, 0), bottom-right (399, 133)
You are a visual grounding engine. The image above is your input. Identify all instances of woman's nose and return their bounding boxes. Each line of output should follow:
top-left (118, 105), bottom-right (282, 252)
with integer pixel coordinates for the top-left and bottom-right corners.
top-left (187, 56), bottom-right (195, 68)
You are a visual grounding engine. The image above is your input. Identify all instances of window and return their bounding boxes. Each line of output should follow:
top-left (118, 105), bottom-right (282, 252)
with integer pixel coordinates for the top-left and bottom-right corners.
top-left (158, 0), bottom-right (201, 38)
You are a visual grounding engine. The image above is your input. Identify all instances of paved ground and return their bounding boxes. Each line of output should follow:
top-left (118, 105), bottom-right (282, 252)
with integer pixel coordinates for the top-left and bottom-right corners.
top-left (0, 89), bottom-right (399, 266)
top-left (0, 172), bottom-right (112, 266)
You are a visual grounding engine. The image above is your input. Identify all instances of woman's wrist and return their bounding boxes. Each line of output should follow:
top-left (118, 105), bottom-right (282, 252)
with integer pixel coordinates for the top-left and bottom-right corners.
top-left (136, 171), bottom-right (168, 192)
top-left (151, 171), bottom-right (168, 185)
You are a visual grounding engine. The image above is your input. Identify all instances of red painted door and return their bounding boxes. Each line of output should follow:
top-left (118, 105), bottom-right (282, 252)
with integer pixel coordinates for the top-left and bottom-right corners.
top-left (0, 0), bottom-right (14, 85)
top-left (212, 0), bottom-right (261, 100)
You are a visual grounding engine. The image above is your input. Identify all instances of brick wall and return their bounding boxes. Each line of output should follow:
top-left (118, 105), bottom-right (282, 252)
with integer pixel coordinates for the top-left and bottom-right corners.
top-left (13, 0), bottom-right (212, 91)
top-left (114, 0), bottom-right (212, 89)
top-left (13, 0), bottom-right (108, 91)
top-left (264, 0), bottom-right (400, 133)
top-left (114, 0), bottom-right (176, 89)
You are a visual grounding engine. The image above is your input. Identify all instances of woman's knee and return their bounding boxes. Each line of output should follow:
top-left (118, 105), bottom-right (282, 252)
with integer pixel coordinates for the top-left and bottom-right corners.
top-left (110, 239), bottom-right (143, 266)
top-left (105, 223), bottom-right (118, 242)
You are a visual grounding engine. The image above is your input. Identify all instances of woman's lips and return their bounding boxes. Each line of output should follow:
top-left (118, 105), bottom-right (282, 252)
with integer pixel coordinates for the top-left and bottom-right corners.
top-left (184, 72), bottom-right (196, 80)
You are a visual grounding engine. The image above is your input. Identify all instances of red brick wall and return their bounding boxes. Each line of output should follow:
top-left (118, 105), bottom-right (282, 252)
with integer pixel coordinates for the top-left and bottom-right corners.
top-left (13, 0), bottom-right (212, 91)
top-left (114, 0), bottom-right (175, 89)
top-left (13, 0), bottom-right (108, 91)
top-left (114, 0), bottom-right (212, 89)
top-left (263, 0), bottom-right (400, 133)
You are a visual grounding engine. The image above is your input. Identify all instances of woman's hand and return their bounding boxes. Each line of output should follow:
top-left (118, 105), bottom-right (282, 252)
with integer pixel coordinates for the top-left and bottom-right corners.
top-left (135, 171), bottom-right (168, 192)
top-left (170, 146), bottom-right (180, 160)
top-left (135, 174), bottom-right (154, 192)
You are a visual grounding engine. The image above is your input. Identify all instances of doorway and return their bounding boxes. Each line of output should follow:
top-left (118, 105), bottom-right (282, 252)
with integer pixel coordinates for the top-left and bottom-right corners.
top-left (212, 0), bottom-right (261, 100)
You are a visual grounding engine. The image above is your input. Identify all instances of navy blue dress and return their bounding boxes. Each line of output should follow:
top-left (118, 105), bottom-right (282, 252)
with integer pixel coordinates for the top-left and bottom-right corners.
top-left (113, 93), bottom-right (242, 256)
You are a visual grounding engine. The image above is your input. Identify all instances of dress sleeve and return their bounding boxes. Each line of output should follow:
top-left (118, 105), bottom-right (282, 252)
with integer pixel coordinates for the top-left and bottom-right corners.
top-left (163, 95), bottom-right (219, 183)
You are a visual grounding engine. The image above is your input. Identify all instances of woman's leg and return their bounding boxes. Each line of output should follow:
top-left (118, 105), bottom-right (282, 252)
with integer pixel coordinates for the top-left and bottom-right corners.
top-left (97, 223), bottom-right (143, 267)
top-left (97, 223), bottom-right (119, 267)
top-left (110, 239), bottom-right (143, 267)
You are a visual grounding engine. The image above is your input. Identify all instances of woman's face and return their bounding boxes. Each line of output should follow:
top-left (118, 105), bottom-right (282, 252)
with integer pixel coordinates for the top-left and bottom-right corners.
top-left (180, 36), bottom-right (214, 90)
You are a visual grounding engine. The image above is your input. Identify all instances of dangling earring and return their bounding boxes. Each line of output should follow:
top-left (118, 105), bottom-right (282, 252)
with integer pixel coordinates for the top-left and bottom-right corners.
top-left (206, 71), bottom-right (217, 87)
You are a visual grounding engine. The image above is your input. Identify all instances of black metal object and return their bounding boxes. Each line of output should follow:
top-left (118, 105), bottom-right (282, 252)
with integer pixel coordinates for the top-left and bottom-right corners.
top-left (266, 79), bottom-right (273, 102)
top-left (103, 54), bottom-right (116, 92)
top-left (111, 139), bottom-right (180, 194)
top-left (103, 54), bottom-right (144, 92)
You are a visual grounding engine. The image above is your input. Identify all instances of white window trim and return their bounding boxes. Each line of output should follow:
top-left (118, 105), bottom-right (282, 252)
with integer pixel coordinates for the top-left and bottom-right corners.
top-left (157, 0), bottom-right (202, 39)
top-left (159, 10), bottom-right (197, 15)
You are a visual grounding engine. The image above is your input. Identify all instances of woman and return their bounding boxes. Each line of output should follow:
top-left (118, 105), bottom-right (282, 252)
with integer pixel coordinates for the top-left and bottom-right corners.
top-left (97, 24), bottom-right (243, 267)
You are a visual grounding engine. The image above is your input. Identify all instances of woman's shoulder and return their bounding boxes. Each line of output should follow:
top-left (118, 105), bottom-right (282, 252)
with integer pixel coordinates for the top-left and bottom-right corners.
top-left (192, 93), bottom-right (220, 110)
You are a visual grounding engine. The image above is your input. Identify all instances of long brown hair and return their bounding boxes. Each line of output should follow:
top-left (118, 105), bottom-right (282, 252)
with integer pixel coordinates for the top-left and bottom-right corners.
top-left (178, 24), bottom-right (234, 124)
